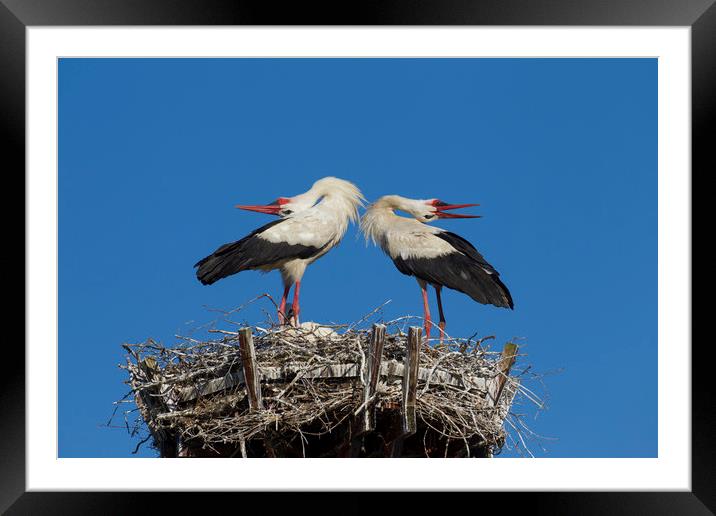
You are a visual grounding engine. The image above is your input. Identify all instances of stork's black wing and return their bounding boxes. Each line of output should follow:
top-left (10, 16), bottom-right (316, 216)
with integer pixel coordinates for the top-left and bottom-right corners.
top-left (392, 231), bottom-right (514, 309)
top-left (194, 219), bottom-right (325, 285)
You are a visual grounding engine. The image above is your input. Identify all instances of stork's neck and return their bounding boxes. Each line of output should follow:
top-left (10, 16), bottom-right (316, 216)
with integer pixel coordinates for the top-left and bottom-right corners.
top-left (364, 204), bottom-right (407, 223)
top-left (311, 187), bottom-right (362, 224)
top-left (288, 188), bottom-right (361, 247)
top-left (369, 195), bottom-right (417, 214)
top-left (360, 202), bottom-right (430, 251)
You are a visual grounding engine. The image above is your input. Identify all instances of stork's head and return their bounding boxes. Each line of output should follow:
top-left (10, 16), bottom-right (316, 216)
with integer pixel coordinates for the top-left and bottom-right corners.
top-left (306, 177), bottom-right (366, 223)
top-left (235, 177), bottom-right (365, 220)
top-left (420, 199), bottom-right (481, 223)
top-left (235, 193), bottom-right (317, 218)
top-left (371, 195), bottom-right (480, 223)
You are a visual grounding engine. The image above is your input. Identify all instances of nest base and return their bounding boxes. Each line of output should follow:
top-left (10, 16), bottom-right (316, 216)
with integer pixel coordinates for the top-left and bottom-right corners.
top-left (123, 321), bottom-right (520, 458)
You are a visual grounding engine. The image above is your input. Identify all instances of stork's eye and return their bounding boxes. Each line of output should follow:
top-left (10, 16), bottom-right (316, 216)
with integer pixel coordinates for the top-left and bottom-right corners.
top-left (282, 209), bottom-right (293, 215)
top-left (424, 214), bottom-right (435, 220)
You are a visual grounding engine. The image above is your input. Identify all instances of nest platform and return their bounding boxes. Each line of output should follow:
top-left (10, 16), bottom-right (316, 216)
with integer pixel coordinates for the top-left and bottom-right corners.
top-left (123, 322), bottom-right (522, 458)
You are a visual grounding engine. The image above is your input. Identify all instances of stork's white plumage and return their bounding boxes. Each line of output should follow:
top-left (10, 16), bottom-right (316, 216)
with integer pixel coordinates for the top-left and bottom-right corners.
top-left (361, 195), bottom-right (513, 340)
top-left (195, 177), bottom-right (365, 325)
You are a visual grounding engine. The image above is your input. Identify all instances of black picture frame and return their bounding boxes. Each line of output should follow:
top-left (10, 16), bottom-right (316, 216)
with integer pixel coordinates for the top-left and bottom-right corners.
top-left (3, 0), bottom-right (709, 512)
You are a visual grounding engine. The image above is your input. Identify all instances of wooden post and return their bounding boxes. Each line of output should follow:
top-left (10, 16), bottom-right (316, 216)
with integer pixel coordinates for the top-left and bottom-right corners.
top-left (177, 434), bottom-right (191, 457)
top-left (238, 327), bottom-right (263, 411)
top-left (401, 326), bottom-right (421, 436)
top-left (134, 356), bottom-right (176, 457)
top-left (488, 342), bottom-right (518, 407)
top-left (361, 323), bottom-right (386, 433)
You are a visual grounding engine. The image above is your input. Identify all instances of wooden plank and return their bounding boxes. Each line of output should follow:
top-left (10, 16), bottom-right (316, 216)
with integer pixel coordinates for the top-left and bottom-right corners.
top-left (176, 372), bottom-right (245, 402)
top-left (487, 342), bottom-right (518, 407)
top-left (361, 323), bottom-right (386, 432)
top-left (238, 327), bottom-right (263, 411)
top-left (176, 360), bottom-right (489, 402)
top-left (401, 326), bottom-right (421, 436)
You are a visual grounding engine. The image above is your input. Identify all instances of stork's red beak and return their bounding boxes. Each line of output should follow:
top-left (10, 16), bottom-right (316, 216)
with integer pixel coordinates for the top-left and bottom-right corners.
top-left (235, 197), bottom-right (290, 216)
top-left (432, 201), bottom-right (481, 219)
top-left (235, 203), bottom-right (282, 215)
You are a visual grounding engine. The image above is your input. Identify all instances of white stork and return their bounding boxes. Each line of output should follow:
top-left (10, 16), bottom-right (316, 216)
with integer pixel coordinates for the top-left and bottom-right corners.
top-left (360, 195), bottom-right (513, 340)
top-left (195, 177), bottom-right (365, 326)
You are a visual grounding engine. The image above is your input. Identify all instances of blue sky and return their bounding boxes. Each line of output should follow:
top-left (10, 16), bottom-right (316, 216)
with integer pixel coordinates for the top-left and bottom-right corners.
top-left (58, 58), bottom-right (657, 458)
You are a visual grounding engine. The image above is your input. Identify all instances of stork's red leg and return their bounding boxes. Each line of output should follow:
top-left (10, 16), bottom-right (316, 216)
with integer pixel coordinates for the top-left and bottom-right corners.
top-left (421, 284), bottom-right (432, 340)
top-left (435, 285), bottom-right (446, 343)
top-left (278, 285), bottom-right (291, 325)
top-left (291, 281), bottom-right (301, 327)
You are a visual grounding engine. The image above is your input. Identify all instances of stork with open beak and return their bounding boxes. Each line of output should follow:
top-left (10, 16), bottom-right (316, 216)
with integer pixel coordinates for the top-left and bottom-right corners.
top-left (195, 177), bottom-right (365, 326)
top-left (360, 195), bottom-right (513, 341)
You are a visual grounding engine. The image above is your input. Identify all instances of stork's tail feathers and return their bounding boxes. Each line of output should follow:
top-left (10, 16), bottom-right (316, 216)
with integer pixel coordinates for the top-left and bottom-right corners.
top-left (485, 273), bottom-right (514, 310)
top-left (194, 240), bottom-right (246, 285)
top-left (452, 260), bottom-right (513, 310)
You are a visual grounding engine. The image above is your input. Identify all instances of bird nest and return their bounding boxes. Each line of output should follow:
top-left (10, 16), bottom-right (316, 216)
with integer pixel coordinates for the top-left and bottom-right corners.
top-left (120, 318), bottom-right (536, 458)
